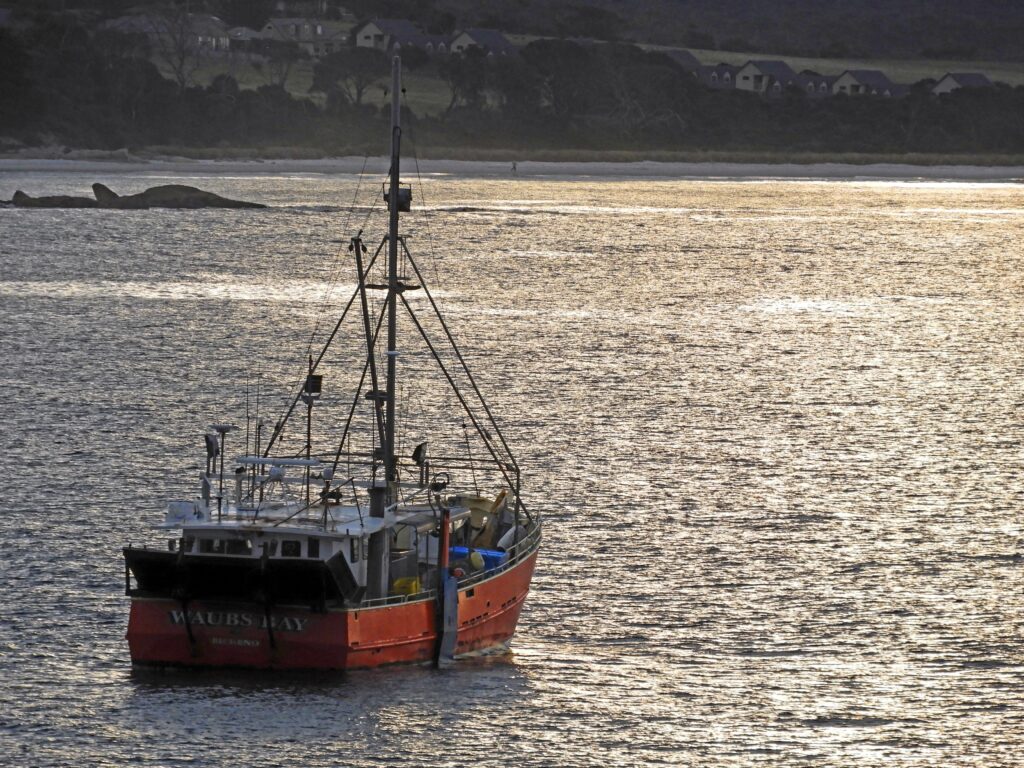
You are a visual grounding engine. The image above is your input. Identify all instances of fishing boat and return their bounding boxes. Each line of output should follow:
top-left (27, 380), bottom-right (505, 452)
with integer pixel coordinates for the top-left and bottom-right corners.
top-left (122, 58), bottom-right (541, 671)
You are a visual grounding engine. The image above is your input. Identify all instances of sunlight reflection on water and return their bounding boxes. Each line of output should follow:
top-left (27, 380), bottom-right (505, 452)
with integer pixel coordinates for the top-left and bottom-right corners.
top-left (0, 171), bottom-right (1022, 767)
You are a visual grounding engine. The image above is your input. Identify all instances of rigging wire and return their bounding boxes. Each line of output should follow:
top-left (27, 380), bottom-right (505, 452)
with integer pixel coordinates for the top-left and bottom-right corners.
top-left (402, 89), bottom-right (443, 292)
top-left (261, 244), bottom-right (383, 458)
top-left (398, 292), bottom-right (519, 493)
top-left (267, 84), bottom-right (522, 511)
top-left (401, 242), bottom-right (518, 470)
top-left (401, 88), bottom-right (524, 500)
top-left (325, 293), bottom-right (390, 486)
top-left (402, 87), bottom-right (486, 476)
top-left (306, 156), bottom-right (371, 360)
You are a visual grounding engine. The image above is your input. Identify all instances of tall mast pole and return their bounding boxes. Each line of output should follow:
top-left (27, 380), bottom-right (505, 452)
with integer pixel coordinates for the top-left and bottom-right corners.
top-left (384, 56), bottom-right (401, 502)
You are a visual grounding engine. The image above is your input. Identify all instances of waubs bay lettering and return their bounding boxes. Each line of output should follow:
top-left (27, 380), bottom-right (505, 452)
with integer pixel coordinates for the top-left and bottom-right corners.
top-left (168, 611), bottom-right (310, 632)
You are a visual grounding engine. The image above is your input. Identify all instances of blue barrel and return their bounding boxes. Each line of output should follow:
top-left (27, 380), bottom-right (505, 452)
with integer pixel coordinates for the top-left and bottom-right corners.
top-left (449, 546), bottom-right (507, 570)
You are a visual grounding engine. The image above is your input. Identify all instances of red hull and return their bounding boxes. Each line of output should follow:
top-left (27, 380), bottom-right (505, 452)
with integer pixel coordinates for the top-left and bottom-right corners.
top-left (127, 550), bottom-right (537, 670)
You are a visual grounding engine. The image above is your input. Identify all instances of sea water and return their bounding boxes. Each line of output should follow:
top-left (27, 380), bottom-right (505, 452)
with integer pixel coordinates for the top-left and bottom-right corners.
top-left (0, 168), bottom-right (1022, 767)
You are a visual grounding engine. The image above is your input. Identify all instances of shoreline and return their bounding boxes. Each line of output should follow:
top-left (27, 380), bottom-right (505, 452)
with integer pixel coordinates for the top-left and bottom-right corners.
top-left (1, 153), bottom-right (1022, 182)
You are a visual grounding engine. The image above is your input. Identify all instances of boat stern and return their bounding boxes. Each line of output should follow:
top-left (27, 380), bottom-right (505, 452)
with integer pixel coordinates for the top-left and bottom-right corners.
top-left (126, 598), bottom-right (349, 670)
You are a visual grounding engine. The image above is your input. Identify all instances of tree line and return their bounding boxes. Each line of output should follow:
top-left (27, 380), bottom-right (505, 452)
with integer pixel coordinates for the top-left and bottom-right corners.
top-left (1, 17), bottom-right (1022, 157)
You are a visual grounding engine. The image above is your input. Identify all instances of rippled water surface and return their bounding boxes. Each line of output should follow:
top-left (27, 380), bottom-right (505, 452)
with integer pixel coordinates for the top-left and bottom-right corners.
top-left (1, 169), bottom-right (1022, 767)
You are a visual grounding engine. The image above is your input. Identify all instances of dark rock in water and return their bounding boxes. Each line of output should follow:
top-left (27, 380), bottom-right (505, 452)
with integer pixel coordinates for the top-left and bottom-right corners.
top-left (91, 183), bottom-right (120, 206)
top-left (91, 183), bottom-right (265, 209)
top-left (92, 183), bottom-right (146, 209)
top-left (140, 184), bottom-right (265, 209)
top-left (10, 190), bottom-right (98, 208)
top-left (6, 184), bottom-right (264, 210)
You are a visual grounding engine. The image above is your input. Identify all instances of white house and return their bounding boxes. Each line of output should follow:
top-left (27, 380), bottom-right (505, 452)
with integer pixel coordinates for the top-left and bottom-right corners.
top-left (191, 14), bottom-right (230, 51)
top-left (261, 17), bottom-right (348, 57)
top-left (352, 18), bottom-right (421, 51)
top-left (796, 71), bottom-right (837, 98)
top-left (449, 28), bottom-right (515, 57)
top-left (696, 63), bottom-right (739, 89)
top-left (833, 69), bottom-right (898, 96)
top-left (735, 60), bottom-right (798, 93)
top-left (931, 72), bottom-right (993, 95)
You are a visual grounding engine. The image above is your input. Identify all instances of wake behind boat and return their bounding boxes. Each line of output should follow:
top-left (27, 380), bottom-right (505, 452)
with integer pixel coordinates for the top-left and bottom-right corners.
top-left (123, 57), bottom-right (541, 671)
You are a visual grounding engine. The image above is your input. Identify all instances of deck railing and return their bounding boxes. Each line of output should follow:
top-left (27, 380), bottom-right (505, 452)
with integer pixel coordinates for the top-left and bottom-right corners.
top-left (456, 521), bottom-right (543, 590)
top-left (359, 520), bottom-right (543, 608)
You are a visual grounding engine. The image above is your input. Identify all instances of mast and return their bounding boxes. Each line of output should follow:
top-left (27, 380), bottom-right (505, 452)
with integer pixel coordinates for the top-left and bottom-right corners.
top-left (384, 56), bottom-right (401, 502)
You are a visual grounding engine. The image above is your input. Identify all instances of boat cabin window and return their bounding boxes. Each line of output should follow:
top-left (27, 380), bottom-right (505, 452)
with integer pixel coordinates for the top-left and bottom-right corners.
top-left (350, 538), bottom-right (361, 562)
top-left (281, 540), bottom-right (301, 557)
top-left (198, 538), bottom-right (252, 555)
top-left (224, 539), bottom-right (252, 556)
top-left (307, 538), bottom-right (320, 558)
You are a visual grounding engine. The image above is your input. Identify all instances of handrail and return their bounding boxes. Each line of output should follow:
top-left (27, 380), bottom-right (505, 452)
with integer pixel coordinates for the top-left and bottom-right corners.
top-left (355, 520), bottom-right (542, 609)
top-left (452, 521), bottom-right (543, 589)
top-left (359, 589), bottom-right (437, 608)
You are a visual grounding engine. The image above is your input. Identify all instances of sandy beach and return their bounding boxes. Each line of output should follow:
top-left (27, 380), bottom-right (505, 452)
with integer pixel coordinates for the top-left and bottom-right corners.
top-left (1, 155), bottom-right (1022, 182)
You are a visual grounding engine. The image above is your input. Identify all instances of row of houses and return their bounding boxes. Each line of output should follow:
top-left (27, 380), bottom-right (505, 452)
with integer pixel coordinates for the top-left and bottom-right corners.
top-left (345, 26), bottom-right (997, 98)
top-left (101, 12), bottom-right (517, 62)
top-left (103, 13), bottom-right (354, 57)
top-left (666, 50), bottom-right (995, 99)
top-left (353, 19), bottom-right (516, 58)
top-left (94, 10), bottom-right (1000, 98)
top-left (261, 17), bottom-right (516, 59)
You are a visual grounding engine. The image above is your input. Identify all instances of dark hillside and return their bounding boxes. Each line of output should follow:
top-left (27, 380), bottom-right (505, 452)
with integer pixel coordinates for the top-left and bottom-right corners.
top-left (8, 1), bottom-right (1024, 60)
top-left (1, 6), bottom-right (1021, 159)
top-left (437, 0), bottom-right (1024, 61)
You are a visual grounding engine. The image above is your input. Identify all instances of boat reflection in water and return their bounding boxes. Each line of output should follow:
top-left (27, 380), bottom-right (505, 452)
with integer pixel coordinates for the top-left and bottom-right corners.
top-left (122, 57), bottom-right (540, 671)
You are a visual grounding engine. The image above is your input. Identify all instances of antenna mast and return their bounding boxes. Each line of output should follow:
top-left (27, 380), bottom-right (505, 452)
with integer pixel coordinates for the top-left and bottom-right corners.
top-left (384, 56), bottom-right (402, 502)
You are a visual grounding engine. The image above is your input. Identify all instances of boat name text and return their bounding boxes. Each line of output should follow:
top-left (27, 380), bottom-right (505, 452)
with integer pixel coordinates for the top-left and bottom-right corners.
top-left (168, 610), bottom-right (309, 632)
